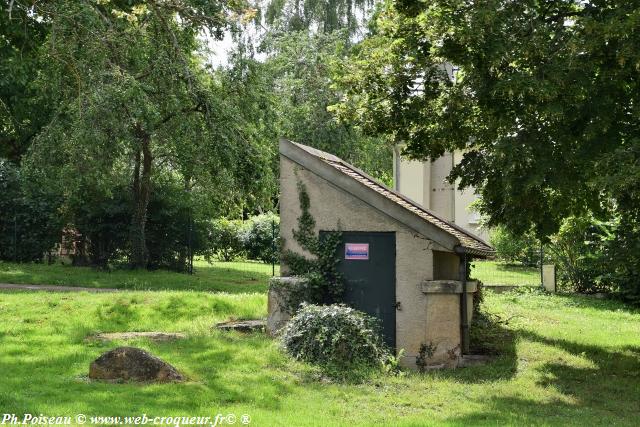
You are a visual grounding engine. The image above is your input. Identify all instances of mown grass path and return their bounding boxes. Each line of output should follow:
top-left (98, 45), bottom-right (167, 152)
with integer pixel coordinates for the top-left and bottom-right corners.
top-left (0, 260), bottom-right (276, 293)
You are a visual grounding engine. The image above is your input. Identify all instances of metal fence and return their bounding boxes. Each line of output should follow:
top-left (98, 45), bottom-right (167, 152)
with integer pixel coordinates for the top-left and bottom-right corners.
top-left (471, 259), bottom-right (542, 287)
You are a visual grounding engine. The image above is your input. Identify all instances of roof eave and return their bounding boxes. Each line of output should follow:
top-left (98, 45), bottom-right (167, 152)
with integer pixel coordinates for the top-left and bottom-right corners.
top-left (455, 245), bottom-right (495, 258)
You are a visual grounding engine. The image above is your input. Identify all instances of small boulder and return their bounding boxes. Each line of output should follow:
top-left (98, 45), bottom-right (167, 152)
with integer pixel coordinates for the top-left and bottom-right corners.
top-left (89, 347), bottom-right (183, 382)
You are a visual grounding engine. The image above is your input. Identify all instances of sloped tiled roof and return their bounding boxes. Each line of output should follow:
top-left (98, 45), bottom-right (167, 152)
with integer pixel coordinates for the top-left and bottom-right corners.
top-left (287, 141), bottom-right (494, 257)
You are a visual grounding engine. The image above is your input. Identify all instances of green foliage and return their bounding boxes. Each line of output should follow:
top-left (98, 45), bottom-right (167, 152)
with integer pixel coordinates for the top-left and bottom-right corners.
top-left (334, 1), bottom-right (640, 302)
top-left (0, 1), bottom-right (51, 162)
top-left (490, 226), bottom-right (540, 267)
top-left (282, 180), bottom-right (344, 306)
top-left (145, 181), bottom-right (210, 272)
top-left (63, 177), bottom-right (213, 272)
top-left (606, 216), bottom-right (640, 304)
top-left (547, 215), bottom-right (613, 294)
top-left (0, 160), bottom-right (62, 262)
top-left (67, 184), bottom-right (131, 268)
top-left (333, 1), bottom-right (640, 239)
top-left (415, 342), bottom-right (436, 373)
top-left (226, 29), bottom-right (393, 185)
top-left (240, 213), bottom-right (281, 264)
top-left (280, 303), bottom-right (390, 376)
top-left (268, 30), bottom-right (393, 184)
top-left (592, 145), bottom-right (640, 303)
top-left (473, 281), bottom-right (485, 316)
top-left (16, 0), bottom-right (275, 270)
top-left (208, 219), bottom-right (246, 262)
top-left (264, 0), bottom-right (374, 36)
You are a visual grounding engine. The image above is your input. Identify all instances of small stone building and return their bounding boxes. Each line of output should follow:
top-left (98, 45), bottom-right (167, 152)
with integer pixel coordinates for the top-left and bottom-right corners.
top-left (276, 139), bottom-right (494, 369)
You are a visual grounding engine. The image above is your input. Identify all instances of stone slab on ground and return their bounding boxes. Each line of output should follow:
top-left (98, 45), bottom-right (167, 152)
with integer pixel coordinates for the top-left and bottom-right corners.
top-left (88, 332), bottom-right (186, 342)
top-left (216, 319), bottom-right (266, 333)
top-left (484, 285), bottom-right (536, 294)
top-left (0, 283), bottom-right (119, 293)
top-left (89, 347), bottom-right (183, 382)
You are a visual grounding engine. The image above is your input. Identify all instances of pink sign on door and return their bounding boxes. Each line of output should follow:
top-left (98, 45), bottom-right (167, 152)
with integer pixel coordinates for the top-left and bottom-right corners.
top-left (345, 243), bottom-right (369, 260)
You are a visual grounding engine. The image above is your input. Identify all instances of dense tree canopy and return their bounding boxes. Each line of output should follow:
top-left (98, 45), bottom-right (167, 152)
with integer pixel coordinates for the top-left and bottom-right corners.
top-left (222, 1), bottom-right (392, 185)
top-left (0, 0), bottom-right (389, 270)
top-left (0, 1), bottom-right (51, 162)
top-left (333, 0), bottom-right (640, 238)
top-left (262, 29), bottom-right (392, 182)
top-left (10, 0), bottom-right (275, 268)
top-left (265, 0), bottom-right (373, 35)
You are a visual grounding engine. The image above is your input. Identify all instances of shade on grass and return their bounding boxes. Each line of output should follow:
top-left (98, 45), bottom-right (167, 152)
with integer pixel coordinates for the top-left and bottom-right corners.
top-left (0, 259), bottom-right (277, 293)
top-left (0, 289), bottom-right (638, 426)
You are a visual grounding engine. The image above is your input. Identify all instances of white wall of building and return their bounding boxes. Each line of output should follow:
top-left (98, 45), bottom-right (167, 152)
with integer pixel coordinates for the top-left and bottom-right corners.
top-left (393, 148), bottom-right (489, 242)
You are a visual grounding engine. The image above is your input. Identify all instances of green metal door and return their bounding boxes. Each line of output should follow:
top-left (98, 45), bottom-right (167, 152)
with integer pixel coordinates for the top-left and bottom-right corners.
top-left (323, 231), bottom-right (396, 348)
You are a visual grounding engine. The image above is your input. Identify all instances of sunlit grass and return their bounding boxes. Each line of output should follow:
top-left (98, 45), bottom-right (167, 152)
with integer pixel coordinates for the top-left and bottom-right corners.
top-left (472, 260), bottom-right (540, 286)
top-left (0, 289), bottom-right (638, 425)
top-left (0, 259), bottom-right (279, 293)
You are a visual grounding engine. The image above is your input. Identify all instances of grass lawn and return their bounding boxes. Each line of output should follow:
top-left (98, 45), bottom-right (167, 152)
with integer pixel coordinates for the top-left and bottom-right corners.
top-left (0, 288), bottom-right (638, 426)
top-left (0, 259), bottom-right (539, 290)
top-left (472, 260), bottom-right (540, 286)
top-left (0, 259), bottom-right (278, 293)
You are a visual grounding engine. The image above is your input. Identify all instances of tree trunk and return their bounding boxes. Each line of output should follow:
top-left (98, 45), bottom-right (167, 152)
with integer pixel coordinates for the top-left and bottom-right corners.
top-left (130, 127), bottom-right (153, 269)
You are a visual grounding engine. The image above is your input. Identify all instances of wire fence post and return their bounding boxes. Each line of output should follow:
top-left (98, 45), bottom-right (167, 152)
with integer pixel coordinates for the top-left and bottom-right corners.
top-left (13, 212), bottom-right (17, 262)
top-left (539, 242), bottom-right (544, 288)
top-left (271, 219), bottom-right (276, 277)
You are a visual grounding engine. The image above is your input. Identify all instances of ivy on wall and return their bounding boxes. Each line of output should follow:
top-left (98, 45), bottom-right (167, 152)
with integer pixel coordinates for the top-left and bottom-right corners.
top-left (279, 178), bottom-right (345, 310)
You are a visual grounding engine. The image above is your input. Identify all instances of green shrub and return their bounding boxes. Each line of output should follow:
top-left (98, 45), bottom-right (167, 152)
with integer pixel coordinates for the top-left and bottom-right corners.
top-left (280, 303), bottom-right (390, 374)
top-left (67, 178), bottom-right (211, 271)
top-left (547, 215), bottom-right (612, 294)
top-left (240, 213), bottom-right (280, 263)
top-left (606, 216), bottom-right (640, 304)
top-left (519, 213), bottom-right (640, 303)
top-left (0, 160), bottom-right (62, 262)
top-left (208, 218), bottom-right (245, 261)
top-left (144, 180), bottom-right (210, 271)
top-left (67, 183), bottom-right (131, 268)
top-left (490, 226), bottom-right (540, 266)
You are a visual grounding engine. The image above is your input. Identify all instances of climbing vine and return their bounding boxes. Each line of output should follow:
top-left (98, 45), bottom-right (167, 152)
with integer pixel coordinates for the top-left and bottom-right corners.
top-left (280, 179), bottom-right (345, 311)
top-left (415, 342), bottom-right (436, 372)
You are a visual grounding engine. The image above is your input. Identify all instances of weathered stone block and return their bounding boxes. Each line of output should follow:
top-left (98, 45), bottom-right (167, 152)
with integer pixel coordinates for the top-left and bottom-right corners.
top-left (89, 347), bottom-right (183, 382)
top-left (267, 276), bottom-right (308, 335)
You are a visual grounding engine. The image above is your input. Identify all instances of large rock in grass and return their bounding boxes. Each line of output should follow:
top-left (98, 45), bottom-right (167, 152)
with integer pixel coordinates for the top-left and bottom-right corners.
top-left (89, 347), bottom-right (183, 382)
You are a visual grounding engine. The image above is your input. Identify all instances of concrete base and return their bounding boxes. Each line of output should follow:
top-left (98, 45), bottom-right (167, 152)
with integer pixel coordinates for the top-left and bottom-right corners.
top-left (267, 276), bottom-right (308, 335)
top-left (542, 264), bottom-right (556, 292)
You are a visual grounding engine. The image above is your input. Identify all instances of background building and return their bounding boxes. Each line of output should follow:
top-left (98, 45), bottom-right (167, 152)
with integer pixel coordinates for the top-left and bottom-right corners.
top-left (393, 147), bottom-right (489, 242)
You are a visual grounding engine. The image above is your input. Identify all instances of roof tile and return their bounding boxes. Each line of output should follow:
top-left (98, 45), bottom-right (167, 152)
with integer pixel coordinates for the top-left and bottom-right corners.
top-left (291, 141), bottom-right (494, 256)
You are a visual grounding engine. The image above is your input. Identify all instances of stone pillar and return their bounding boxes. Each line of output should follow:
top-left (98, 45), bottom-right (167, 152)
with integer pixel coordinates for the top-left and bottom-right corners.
top-left (542, 265), bottom-right (556, 293)
top-left (416, 280), bottom-right (478, 369)
top-left (266, 276), bottom-right (308, 335)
